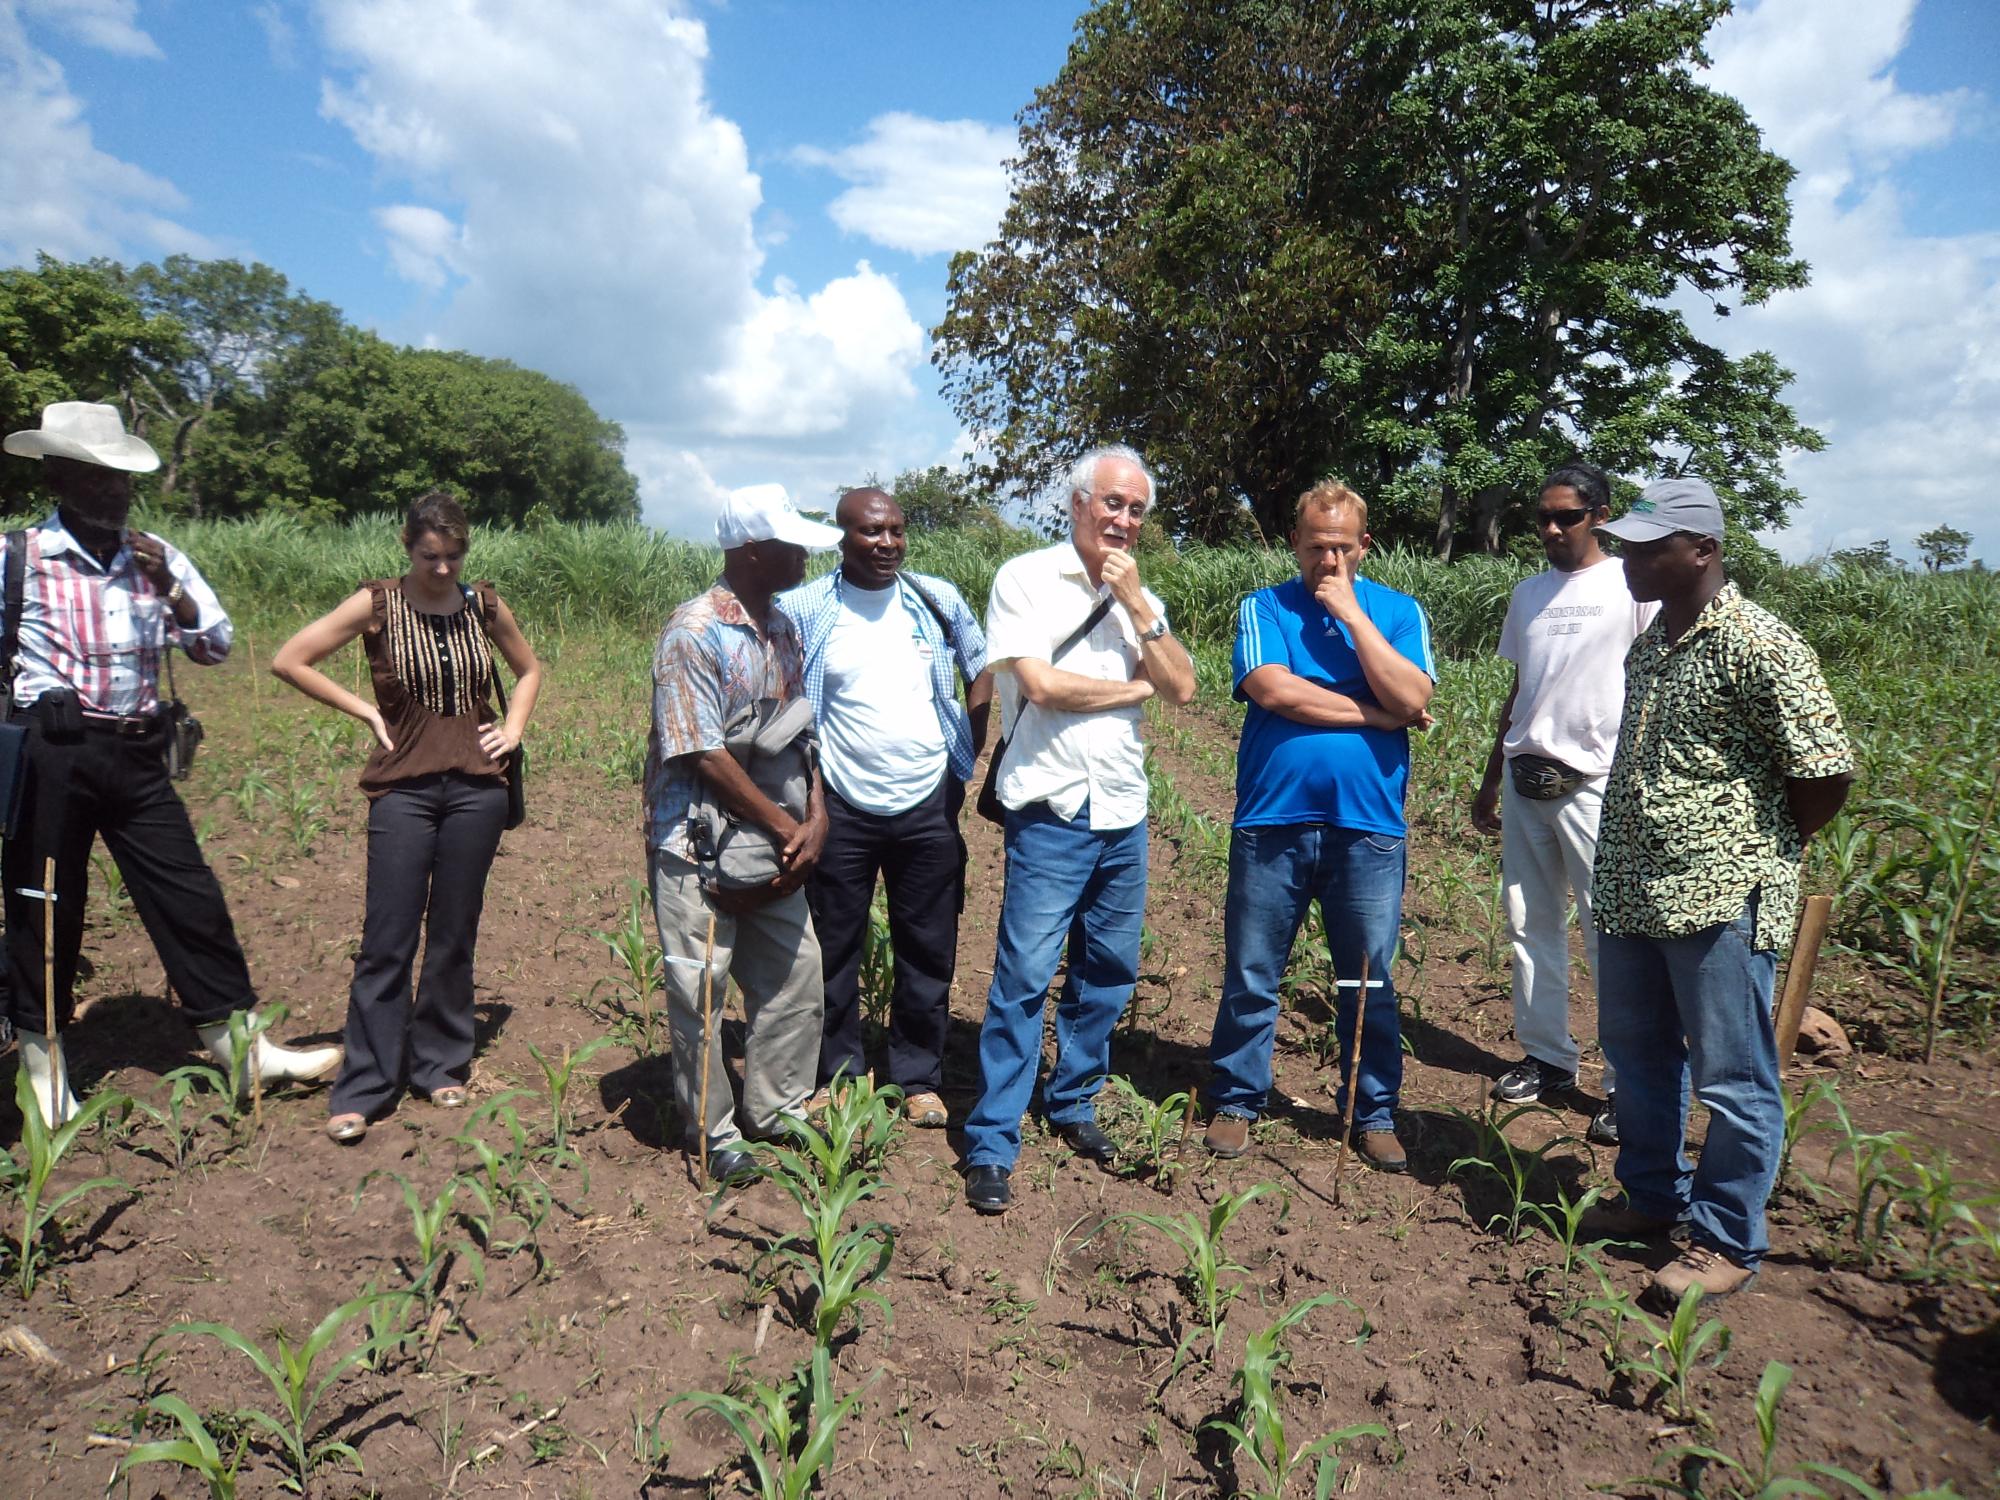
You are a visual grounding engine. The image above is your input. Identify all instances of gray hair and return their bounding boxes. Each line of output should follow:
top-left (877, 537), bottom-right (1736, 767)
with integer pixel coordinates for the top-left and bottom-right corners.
top-left (1066, 444), bottom-right (1155, 509)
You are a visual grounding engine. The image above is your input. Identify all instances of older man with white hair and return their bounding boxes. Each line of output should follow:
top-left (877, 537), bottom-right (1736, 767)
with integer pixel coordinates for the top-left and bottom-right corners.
top-left (2, 402), bottom-right (341, 1126)
top-left (961, 445), bottom-right (1197, 1213)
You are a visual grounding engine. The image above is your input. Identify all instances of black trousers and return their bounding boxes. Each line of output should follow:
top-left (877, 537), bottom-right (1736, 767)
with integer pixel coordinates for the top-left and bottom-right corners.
top-left (805, 772), bottom-right (966, 1093)
top-left (2, 713), bottom-right (255, 1032)
top-left (332, 772), bottom-right (506, 1117)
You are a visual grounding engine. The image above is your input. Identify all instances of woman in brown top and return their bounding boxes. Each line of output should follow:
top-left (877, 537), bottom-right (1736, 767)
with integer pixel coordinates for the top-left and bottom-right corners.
top-left (273, 492), bottom-right (542, 1142)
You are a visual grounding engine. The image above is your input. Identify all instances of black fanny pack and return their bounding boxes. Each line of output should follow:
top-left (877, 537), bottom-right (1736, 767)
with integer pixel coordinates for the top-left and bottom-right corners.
top-left (1509, 752), bottom-right (1588, 801)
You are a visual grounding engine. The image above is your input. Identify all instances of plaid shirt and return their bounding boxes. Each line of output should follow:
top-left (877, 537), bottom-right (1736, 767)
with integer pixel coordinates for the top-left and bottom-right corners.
top-left (1, 514), bottom-right (233, 716)
top-left (644, 581), bottom-right (806, 861)
top-left (778, 570), bottom-right (988, 782)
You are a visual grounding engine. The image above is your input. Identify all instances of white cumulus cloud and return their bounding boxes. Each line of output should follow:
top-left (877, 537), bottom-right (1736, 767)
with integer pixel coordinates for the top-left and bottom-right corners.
top-left (0, 2), bottom-right (213, 262)
top-left (1702, 0), bottom-right (2000, 563)
top-left (313, 0), bottom-right (931, 496)
top-left (796, 112), bottom-right (1016, 257)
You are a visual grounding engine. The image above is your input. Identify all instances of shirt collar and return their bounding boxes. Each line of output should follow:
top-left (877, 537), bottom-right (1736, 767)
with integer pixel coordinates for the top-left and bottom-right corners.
top-left (1675, 579), bottom-right (1743, 645)
top-left (707, 579), bottom-right (795, 638)
top-left (1057, 539), bottom-right (1093, 579)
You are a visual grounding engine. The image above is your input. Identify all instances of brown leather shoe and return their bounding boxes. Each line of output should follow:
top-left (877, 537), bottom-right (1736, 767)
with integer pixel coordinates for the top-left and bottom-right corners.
top-left (1651, 1245), bottom-right (1756, 1302)
top-left (904, 1091), bottom-right (949, 1128)
top-left (1353, 1128), bottom-right (1408, 1173)
top-left (1579, 1198), bottom-right (1682, 1242)
top-left (1204, 1113), bottom-right (1251, 1158)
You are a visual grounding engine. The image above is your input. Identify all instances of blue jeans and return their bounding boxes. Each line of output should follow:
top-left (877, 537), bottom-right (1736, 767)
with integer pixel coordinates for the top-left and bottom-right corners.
top-left (1597, 897), bottom-right (1781, 1267)
top-left (1207, 823), bottom-right (1406, 1133)
top-left (963, 800), bottom-right (1148, 1169)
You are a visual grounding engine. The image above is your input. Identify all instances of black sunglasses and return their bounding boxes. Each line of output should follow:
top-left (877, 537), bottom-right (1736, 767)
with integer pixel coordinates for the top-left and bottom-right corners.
top-left (1535, 506), bottom-right (1596, 530)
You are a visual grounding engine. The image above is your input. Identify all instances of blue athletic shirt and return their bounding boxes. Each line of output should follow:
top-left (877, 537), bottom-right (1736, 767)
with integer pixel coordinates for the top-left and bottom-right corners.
top-left (1232, 574), bottom-right (1436, 836)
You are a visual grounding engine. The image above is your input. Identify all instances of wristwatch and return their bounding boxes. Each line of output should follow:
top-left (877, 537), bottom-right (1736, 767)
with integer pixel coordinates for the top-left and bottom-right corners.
top-left (1138, 616), bottom-right (1169, 643)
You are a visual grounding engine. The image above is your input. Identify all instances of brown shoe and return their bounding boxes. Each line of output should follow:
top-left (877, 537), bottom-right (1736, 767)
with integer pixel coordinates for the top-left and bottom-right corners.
top-left (1353, 1128), bottom-right (1408, 1174)
top-left (1578, 1198), bottom-right (1682, 1242)
top-left (1204, 1113), bottom-right (1251, 1158)
top-left (805, 1085), bottom-right (834, 1116)
top-left (904, 1091), bottom-right (949, 1128)
top-left (1651, 1245), bottom-right (1756, 1303)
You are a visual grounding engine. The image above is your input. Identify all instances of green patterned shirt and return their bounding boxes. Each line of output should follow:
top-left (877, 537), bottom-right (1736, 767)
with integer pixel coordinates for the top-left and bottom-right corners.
top-left (1595, 582), bottom-right (1853, 952)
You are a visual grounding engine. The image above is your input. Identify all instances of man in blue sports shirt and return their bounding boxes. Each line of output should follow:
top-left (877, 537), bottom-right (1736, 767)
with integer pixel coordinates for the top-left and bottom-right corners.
top-left (1203, 480), bottom-right (1435, 1170)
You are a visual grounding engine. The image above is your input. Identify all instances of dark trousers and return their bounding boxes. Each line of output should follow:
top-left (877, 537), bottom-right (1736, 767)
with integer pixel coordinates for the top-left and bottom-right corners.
top-left (3, 713), bottom-right (255, 1032)
top-left (332, 772), bottom-right (506, 1117)
top-left (805, 773), bottom-right (965, 1093)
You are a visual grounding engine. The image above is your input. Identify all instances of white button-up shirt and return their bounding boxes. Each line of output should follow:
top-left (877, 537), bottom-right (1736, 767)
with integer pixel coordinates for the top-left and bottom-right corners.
top-left (985, 540), bottom-right (1165, 831)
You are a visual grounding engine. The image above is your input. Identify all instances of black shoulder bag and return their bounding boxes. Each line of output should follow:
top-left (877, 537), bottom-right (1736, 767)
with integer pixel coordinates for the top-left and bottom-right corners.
top-left (472, 587), bottom-right (526, 830)
top-left (0, 531), bottom-right (30, 835)
top-left (974, 593), bottom-right (1113, 827)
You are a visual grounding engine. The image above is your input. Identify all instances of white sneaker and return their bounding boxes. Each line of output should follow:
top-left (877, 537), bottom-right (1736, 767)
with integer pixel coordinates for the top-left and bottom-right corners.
top-left (18, 1031), bottom-right (81, 1128)
top-left (198, 1017), bottom-right (342, 1090)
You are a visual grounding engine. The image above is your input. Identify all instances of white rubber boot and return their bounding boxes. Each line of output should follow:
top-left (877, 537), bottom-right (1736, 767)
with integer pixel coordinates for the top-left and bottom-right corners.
top-left (198, 1017), bottom-right (342, 1090)
top-left (18, 1031), bottom-right (80, 1128)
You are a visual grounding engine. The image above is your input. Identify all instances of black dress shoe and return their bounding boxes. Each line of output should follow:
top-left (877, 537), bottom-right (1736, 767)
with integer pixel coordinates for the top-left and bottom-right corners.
top-left (706, 1146), bottom-right (759, 1186)
top-left (965, 1165), bottom-right (1012, 1214)
top-left (1056, 1119), bottom-right (1118, 1163)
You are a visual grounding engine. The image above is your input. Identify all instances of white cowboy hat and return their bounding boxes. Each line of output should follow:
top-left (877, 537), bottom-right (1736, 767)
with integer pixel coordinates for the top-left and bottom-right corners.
top-left (4, 401), bottom-right (160, 473)
top-left (715, 482), bottom-right (841, 550)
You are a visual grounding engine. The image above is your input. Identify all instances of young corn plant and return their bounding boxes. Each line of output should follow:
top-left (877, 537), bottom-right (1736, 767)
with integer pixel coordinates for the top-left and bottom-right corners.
top-left (1094, 1182), bottom-right (1285, 1370)
top-left (523, 1035), bottom-right (615, 1172)
top-left (132, 1062), bottom-right (232, 1172)
top-left (1521, 1182), bottom-right (1610, 1306)
top-left (1583, 1282), bottom-right (1732, 1429)
top-left (139, 1292), bottom-right (395, 1496)
top-left (671, 1347), bottom-right (874, 1500)
top-left (750, 1126), bottom-right (896, 1350)
top-left (356, 1171), bottom-right (490, 1360)
top-left (786, 1069), bottom-right (903, 1191)
top-left (117, 1392), bottom-right (249, 1500)
top-left (587, 881), bottom-right (666, 1054)
top-left (453, 1097), bottom-right (555, 1272)
top-left (857, 892), bottom-right (895, 1031)
top-left (0, 1067), bottom-right (132, 1297)
top-left (1203, 1293), bottom-right (1386, 1500)
top-left (1102, 1074), bottom-right (1195, 1191)
top-left (1446, 1102), bottom-right (1579, 1243)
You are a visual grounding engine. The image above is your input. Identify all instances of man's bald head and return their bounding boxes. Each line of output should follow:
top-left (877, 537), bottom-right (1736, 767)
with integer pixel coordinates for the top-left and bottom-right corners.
top-left (836, 486), bottom-right (907, 588)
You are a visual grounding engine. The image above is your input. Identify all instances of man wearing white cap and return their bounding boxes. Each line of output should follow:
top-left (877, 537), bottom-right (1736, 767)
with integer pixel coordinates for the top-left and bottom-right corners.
top-left (1585, 476), bottom-right (1853, 1302)
top-left (643, 483), bottom-right (840, 1183)
top-left (2, 402), bottom-right (341, 1126)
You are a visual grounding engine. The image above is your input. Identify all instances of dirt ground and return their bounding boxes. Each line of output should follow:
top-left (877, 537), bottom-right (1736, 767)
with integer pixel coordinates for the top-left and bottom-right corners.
top-left (2, 653), bottom-right (1996, 1500)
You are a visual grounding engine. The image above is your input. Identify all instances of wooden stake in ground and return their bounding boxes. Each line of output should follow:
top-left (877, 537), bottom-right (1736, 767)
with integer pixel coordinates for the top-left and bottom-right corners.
top-left (42, 855), bottom-right (60, 1126)
top-left (1774, 894), bottom-right (1835, 1066)
top-left (1329, 951), bottom-right (1370, 1208)
top-left (697, 909), bottom-right (717, 1182)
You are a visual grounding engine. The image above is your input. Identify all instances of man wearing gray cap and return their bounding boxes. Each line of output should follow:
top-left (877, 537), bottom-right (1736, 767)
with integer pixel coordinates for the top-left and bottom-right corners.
top-left (1585, 477), bottom-right (1853, 1301)
top-left (2, 402), bottom-right (341, 1127)
top-left (644, 484), bottom-right (838, 1183)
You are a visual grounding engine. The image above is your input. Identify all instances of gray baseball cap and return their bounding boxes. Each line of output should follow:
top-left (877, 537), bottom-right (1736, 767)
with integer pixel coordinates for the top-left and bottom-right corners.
top-left (1597, 477), bottom-right (1724, 542)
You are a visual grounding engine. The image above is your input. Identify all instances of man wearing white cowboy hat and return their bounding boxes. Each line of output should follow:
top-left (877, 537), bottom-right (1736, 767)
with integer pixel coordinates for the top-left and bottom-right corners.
top-left (2, 402), bottom-right (341, 1127)
top-left (642, 482), bottom-right (839, 1184)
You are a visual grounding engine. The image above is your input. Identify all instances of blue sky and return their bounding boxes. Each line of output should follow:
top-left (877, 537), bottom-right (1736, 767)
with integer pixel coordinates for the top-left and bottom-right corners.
top-left (3, 0), bottom-right (1995, 565)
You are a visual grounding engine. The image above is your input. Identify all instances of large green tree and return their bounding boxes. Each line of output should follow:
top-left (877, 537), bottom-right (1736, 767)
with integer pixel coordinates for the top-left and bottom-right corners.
top-left (936, 0), bottom-right (1822, 552)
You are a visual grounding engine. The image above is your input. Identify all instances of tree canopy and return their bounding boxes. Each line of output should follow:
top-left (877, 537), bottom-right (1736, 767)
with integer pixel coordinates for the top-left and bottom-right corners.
top-left (935, 0), bottom-right (1822, 553)
top-left (1, 255), bottom-right (639, 525)
top-left (1915, 525), bottom-right (1972, 573)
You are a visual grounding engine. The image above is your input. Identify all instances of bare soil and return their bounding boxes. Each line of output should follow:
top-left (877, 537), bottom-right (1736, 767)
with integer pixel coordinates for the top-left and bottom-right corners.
top-left (2, 653), bottom-right (1996, 1499)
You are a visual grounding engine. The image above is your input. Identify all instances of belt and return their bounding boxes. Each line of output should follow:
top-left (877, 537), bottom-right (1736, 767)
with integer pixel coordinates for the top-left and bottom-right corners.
top-left (80, 710), bottom-right (165, 737)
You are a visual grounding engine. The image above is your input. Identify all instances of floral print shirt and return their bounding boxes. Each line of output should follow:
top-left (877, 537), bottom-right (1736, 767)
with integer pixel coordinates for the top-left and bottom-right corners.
top-left (1594, 582), bottom-right (1853, 953)
top-left (644, 581), bottom-right (804, 861)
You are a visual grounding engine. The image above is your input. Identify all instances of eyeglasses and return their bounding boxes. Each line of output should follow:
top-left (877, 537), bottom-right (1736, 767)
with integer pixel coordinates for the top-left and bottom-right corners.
top-left (1535, 506), bottom-right (1595, 530)
top-left (1094, 495), bottom-right (1148, 521)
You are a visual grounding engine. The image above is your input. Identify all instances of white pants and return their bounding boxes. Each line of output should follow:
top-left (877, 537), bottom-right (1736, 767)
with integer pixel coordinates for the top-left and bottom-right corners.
top-left (1501, 774), bottom-right (1613, 1091)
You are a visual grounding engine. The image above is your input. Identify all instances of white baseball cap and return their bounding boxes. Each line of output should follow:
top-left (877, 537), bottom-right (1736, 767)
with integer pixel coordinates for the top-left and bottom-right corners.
top-left (715, 483), bottom-right (842, 550)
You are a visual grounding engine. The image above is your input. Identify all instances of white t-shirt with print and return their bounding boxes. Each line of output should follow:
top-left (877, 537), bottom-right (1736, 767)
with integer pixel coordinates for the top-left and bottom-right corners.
top-left (1497, 556), bottom-right (1659, 777)
top-left (819, 581), bottom-right (949, 815)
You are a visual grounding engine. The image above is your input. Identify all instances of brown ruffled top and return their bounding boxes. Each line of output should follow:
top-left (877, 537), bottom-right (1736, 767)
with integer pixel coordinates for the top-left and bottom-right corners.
top-left (357, 578), bottom-right (508, 798)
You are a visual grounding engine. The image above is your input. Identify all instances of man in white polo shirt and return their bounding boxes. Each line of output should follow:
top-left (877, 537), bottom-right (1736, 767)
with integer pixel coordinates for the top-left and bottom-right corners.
top-left (780, 487), bottom-right (991, 1129)
top-left (961, 444), bottom-right (1196, 1213)
top-left (1472, 462), bottom-right (1657, 1144)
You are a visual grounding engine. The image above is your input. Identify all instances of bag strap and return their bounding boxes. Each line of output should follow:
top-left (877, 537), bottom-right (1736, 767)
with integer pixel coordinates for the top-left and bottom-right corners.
top-left (465, 584), bottom-right (509, 717)
top-left (896, 574), bottom-right (975, 685)
top-left (2, 530), bottom-right (25, 703)
top-left (1052, 594), bottom-right (1114, 663)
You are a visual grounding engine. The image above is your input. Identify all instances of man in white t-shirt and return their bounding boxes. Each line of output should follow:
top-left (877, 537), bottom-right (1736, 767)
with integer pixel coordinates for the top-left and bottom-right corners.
top-left (1472, 462), bottom-right (1658, 1145)
top-left (780, 488), bottom-right (991, 1129)
top-left (961, 444), bottom-right (1197, 1214)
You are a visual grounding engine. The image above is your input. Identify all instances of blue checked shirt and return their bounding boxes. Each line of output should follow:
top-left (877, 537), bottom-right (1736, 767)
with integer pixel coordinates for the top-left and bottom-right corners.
top-left (779, 570), bottom-right (988, 781)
